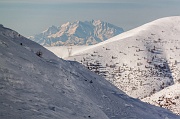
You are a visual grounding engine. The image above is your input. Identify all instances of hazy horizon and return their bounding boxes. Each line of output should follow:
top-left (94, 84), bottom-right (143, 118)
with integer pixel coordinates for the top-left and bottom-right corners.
top-left (1, 0), bottom-right (180, 37)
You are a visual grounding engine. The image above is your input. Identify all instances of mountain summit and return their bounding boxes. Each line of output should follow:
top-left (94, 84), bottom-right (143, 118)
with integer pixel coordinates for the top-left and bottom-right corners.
top-left (29, 20), bottom-right (124, 46)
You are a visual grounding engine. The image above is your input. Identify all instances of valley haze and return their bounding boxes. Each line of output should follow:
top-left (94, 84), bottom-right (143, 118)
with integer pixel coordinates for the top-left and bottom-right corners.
top-left (1, 0), bottom-right (180, 36)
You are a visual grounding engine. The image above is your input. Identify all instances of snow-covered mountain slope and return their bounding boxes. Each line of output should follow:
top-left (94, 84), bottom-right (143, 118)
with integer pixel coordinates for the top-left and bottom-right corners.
top-left (55, 16), bottom-right (180, 114)
top-left (29, 20), bottom-right (124, 46)
top-left (143, 83), bottom-right (180, 115)
top-left (1, 25), bottom-right (179, 119)
top-left (46, 46), bottom-right (90, 58)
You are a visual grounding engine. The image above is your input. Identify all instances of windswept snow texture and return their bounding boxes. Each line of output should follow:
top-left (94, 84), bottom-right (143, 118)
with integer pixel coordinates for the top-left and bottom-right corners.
top-left (60, 16), bottom-right (180, 115)
top-left (29, 20), bottom-right (124, 46)
top-left (0, 25), bottom-right (179, 119)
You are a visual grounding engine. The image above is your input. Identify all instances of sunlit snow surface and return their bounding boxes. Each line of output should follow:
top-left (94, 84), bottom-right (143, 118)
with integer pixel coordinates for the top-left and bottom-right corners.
top-left (47, 16), bottom-right (180, 115)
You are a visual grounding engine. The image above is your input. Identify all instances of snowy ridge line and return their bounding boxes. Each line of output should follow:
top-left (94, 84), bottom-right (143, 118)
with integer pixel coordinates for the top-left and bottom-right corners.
top-left (58, 16), bottom-right (180, 115)
top-left (72, 16), bottom-right (180, 55)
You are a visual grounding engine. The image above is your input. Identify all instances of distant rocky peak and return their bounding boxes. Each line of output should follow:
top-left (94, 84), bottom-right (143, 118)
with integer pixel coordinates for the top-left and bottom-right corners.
top-left (61, 22), bottom-right (70, 28)
top-left (29, 20), bottom-right (124, 46)
top-left (75, 20), bottom-right (81, 24)
top-left (42, 25), bottom-right (59, 35)
top-left (92, 20), bottom-right (103, 26)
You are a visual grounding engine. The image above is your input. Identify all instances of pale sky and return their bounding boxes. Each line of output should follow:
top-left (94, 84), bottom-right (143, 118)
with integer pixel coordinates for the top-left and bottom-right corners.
top-left (0, 0), bottom-right (180, 36)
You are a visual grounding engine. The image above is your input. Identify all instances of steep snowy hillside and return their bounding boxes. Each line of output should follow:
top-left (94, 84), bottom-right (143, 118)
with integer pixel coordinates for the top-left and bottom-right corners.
top-left (29, 20), bottom-right (123, 46)
top-left (0, 25), bottom-right (179, 119)
top-left (143, 83), bottom-right (180, 115)
top-left (62, 16), bottom-right (180, 114)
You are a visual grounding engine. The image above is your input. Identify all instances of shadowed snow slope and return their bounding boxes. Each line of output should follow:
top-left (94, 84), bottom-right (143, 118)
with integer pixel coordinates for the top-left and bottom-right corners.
top-left (60, 16), bottom-right (180, 115)
top-left (0, 24), bottom-right (179, 119)
top-left (29, 20), bottom-right (124, 46)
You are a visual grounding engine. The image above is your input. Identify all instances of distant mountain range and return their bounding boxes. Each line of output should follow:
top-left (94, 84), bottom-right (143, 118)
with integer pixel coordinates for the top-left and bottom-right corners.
top-left (29, 20), bottom-right (124, 46)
